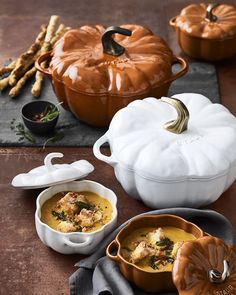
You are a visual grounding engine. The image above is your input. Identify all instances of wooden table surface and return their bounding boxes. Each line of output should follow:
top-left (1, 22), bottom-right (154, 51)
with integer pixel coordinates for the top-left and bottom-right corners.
top-left (1, 1), bottom-right (236, 294)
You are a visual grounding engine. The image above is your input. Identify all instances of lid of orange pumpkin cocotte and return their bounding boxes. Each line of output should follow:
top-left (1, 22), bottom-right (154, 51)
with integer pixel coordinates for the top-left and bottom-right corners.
top-left (173, 3), bottom-right (236, 40)
top-left (49, 24), bottom-right (174, 95)
top-left (172, 236), bottom-right (236, 295)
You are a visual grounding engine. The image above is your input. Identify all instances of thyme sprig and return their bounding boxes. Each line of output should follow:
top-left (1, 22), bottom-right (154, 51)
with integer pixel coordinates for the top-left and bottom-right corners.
top-left (42, 131), bottom-right (64, 150)
top-left (10, 118), bottom-right (64, 148)
top-left (10, 119), bottom-right (36, 143)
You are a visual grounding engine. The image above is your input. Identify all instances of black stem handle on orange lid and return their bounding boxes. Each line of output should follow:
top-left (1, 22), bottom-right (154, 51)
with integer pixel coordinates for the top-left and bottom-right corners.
top-left (205, 3), bottom-right (219, 22)
top-left (102, 26), bottom-right (132, 56)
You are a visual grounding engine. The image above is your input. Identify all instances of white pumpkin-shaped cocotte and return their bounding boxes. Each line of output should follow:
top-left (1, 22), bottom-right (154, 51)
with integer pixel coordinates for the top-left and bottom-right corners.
top-left (93, 93), bottom-right (236, 208)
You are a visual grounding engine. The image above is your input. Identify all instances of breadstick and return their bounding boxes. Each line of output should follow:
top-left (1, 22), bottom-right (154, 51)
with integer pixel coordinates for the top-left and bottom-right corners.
top-left (23, 25), bottom-right (47, 56)
top-left (51, 25), bottom-right (71, 46)
top-left (31, 22), bottom-right (68, 98)
top-left (0, 77), bottom-right (10, 91)
top-left (50, 24), bottom-right (65, 45)
top-left (0, 60), bottom-right (16, 76)
top-left (9, 67), bottom-right (37, 97)
top-left (31, 70), bottom-right (44, 97)
top-left (32, 15), bottom-right (59, 97)
top-left (9, 25), bottom-right (47, 86)
top-left (40, 15), bottom-right (59, 53)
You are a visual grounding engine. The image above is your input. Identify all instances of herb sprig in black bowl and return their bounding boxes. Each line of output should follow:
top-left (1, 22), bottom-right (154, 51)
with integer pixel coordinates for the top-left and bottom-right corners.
top-left (22, 100), bottom-right (61, 134)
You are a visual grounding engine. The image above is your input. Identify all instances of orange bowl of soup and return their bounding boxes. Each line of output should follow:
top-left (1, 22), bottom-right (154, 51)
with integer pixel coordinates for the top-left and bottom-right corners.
top-left (106, 214), bottom-right (204, 292)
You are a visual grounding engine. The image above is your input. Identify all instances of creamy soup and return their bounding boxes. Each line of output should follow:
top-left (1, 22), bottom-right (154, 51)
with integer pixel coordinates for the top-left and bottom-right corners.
top-left (121, 226), bottom-right (196, 272)
top-left (41, 191), bottom-right (113, 233)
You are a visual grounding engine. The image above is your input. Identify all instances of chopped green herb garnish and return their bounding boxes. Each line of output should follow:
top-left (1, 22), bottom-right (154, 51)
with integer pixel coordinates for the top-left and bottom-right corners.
top-left (149, 256), bottom-right (159, 270)
top-left (51, 210), bottom-right (67, 221)
top-left (76, 201), bottom-right (94, 211)
top-left (156, 237), bottom-right (173, 248)
top-left (166, 256), bottom-right (174, 264)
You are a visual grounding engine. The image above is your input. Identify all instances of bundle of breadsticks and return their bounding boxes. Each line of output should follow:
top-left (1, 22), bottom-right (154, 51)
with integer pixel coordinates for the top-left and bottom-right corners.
top-left (0, 15), bottom-right (70, 98)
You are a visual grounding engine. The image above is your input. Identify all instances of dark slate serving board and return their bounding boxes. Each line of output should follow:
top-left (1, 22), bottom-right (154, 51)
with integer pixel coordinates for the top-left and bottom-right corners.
top-left (0, 62), bottom-right (219, 147)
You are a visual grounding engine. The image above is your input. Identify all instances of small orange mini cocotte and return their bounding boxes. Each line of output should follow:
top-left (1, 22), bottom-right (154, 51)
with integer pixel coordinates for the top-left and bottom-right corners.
top-left (170, 3), bottom-right (236, 61)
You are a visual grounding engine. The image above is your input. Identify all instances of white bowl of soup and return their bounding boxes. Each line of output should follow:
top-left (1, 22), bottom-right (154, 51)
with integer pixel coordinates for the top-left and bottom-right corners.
top-left (35, 180), bottom-right (117, 254)
top-left (106, 214), bottom-right (204, 293)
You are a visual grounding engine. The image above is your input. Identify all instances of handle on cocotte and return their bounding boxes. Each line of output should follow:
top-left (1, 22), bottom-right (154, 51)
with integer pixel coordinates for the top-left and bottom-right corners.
top-left (35, 51), bottom-right (52, 78)
top-left (93, 133), bottom-right (118, 167)
top-left (63, 235), bottom-right (93, 249)
top-left (106, 240), bottom-right (120, 262)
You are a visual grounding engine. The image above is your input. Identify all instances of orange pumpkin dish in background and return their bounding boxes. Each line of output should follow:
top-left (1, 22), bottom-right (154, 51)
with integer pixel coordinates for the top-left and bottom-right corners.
top-left (41, 191), bottom-right (113, 233)
top-left (170, 3), bottom-right (236, 60)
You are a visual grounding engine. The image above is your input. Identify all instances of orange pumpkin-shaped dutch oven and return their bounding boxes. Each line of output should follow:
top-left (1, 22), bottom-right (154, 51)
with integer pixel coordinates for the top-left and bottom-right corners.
top-left (35, 25), bottom-right (188, 127)
top-left (170, 3), bottom-right (236, 61)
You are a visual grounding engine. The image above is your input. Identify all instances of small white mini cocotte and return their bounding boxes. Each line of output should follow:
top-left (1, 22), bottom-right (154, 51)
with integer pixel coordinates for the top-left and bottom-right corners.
top-left (35, 180), bottom-right (118, 254)
top-left (93, 93), bottom-right (236, 208)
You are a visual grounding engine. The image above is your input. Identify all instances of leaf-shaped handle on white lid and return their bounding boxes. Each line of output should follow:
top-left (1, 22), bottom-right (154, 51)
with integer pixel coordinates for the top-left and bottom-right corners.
top-left (161, 97), bottom-right (189, 134)
top-left (44, 152), bottom-right (63, 171)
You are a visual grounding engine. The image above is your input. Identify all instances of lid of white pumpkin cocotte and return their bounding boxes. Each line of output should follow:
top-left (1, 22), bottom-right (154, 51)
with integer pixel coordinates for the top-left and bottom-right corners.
top-left (102, 93), bottom-right (236, 181)
top-left (11, 152), bottom-right (94, 189)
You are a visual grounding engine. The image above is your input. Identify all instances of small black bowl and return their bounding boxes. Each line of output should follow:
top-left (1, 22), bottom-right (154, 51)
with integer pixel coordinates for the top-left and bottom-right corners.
top-left (22, 101), bottom-right (59, 134)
